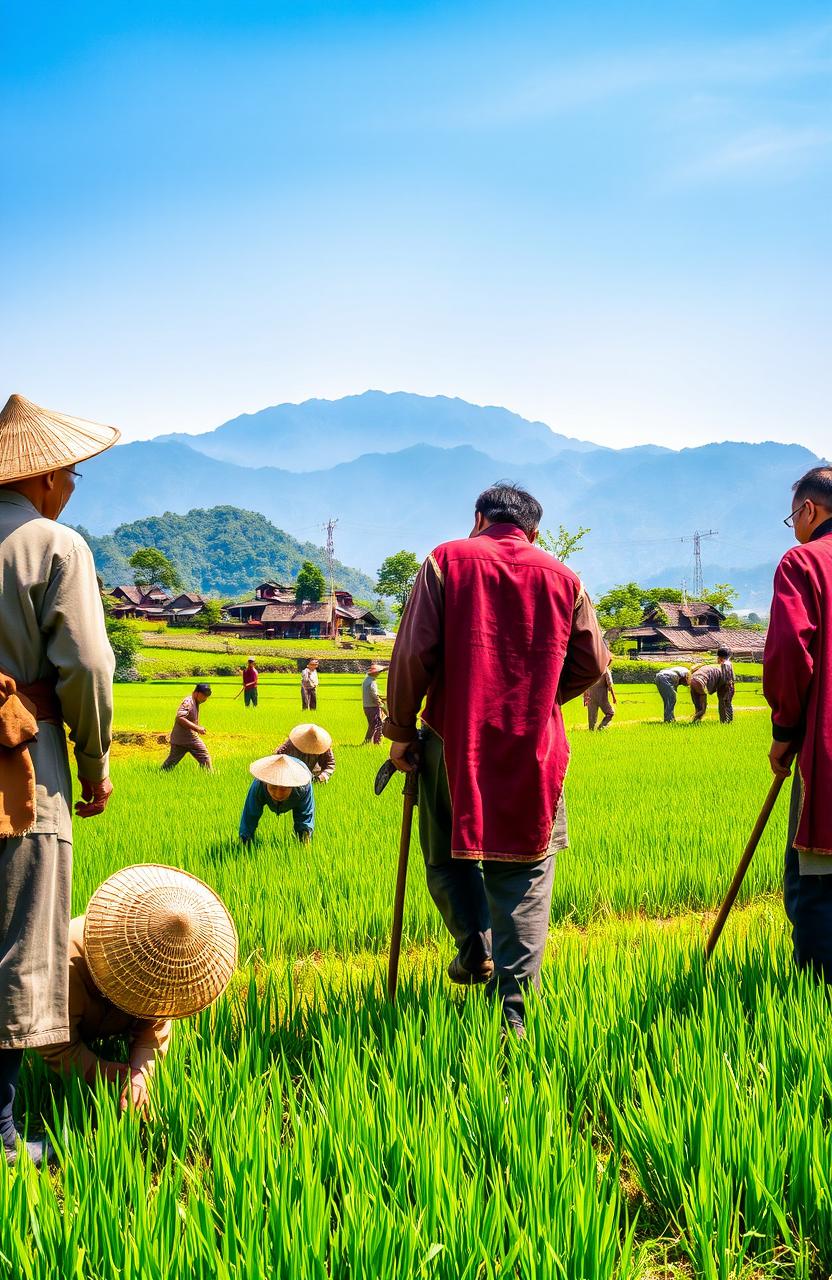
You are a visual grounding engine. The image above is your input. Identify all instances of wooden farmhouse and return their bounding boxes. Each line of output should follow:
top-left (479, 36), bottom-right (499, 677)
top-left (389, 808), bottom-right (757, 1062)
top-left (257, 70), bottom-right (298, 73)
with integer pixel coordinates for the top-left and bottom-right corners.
top-left (221, 584), bottom-right (379, 639)
top-left (109, 586), bottom-right (206, 625)
top-left (605, 600), bottom-right (767, 661)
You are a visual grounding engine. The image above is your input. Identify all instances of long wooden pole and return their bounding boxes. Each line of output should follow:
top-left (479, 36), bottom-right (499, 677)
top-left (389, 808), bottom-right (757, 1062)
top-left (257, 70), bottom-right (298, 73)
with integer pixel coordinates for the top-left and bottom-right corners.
top-left (705, 774), bottom-right (787, 961)
top-left (387, 769), bottom-right (419, 1001)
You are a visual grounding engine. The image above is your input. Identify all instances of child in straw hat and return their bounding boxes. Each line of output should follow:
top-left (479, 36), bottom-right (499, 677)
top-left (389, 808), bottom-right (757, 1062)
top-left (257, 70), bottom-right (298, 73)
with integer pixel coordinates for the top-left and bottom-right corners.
top-left (239, 754), bottom-right (315, 845)
top-left (36, 865), bottom-right (236, 1116)
top-left (275, 723), bottom-right (336, 782)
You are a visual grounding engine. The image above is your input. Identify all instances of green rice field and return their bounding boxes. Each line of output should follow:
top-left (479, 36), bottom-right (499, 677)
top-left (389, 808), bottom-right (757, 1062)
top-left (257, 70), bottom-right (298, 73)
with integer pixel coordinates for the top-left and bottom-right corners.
top-left (6, 672), bottom-right (829, 1279)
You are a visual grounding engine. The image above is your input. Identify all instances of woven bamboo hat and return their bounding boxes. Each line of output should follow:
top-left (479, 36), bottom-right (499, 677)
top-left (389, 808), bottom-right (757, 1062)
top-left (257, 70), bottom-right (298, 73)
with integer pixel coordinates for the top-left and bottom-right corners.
top-left (288, 723), bottom-right (332, 754)
top-left (367, 662), bottom-right (385, 675)
top-left (0, 394), bottom-right (120, 483)
top-left (83, 865), bottom-right (237, 1019)
top-left (250, 753), bottom-right (312, 787)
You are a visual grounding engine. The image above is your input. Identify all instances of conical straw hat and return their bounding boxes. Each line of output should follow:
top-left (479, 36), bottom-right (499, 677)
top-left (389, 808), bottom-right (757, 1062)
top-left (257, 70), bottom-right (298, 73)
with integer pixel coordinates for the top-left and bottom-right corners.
top-left (250, 753), bottom-right (312, 787)
top-left (367, 662), bottom-right (385, 675)
top-left (288, 723), bottom-right (332, 754)
top-left (83, 865), bottom-right (237, 1019)
top-left (0, 393), bottom-right (120, 483)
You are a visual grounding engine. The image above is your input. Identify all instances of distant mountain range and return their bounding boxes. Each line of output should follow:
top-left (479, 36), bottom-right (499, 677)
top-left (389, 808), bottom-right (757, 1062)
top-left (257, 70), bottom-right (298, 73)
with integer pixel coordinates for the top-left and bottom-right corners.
top-left (69, 391), bottom-right (823, 608)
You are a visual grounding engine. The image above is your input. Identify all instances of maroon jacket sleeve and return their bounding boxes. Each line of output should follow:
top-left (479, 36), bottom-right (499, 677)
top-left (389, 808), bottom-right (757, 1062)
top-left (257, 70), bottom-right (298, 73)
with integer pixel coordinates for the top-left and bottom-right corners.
top-left (557, 588), bottom-right (611, 704)
top-left (383, 555), bottom-right (444, 744)
top-left (763, 553), bottom-right (817, 741)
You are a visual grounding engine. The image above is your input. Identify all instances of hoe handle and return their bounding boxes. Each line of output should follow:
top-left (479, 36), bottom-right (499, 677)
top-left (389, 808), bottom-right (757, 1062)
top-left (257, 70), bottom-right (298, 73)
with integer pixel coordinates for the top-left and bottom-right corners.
top-left (388, 770), bottom-right (418, 1001)
top-left (705, 774), bottom-right (787, 961)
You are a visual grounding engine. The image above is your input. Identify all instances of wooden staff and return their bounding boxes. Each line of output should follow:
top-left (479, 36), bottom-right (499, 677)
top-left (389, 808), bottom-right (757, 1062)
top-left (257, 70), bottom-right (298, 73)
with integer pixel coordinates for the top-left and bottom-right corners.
top-left (705, 774), bottom-right (787, 961)
top-left (388, 768), bottom-right (419, 1001)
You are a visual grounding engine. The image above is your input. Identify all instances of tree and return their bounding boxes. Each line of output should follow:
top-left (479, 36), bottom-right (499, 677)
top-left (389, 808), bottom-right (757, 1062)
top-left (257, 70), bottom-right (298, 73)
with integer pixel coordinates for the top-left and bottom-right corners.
top-left (129, 546), bottom-right (182, 593)
top-left (538, 524), bottom-right (590, 564)
top-left (101, 595), bottom-right (140, 679)
top-left (376, 551), bottom-right (421, 616)
top-left (196, 600), bottom-right (224, 632)
top-left (295, 560), bottom-right (326, 603)
top-left (701, 583), bottom-right (739, 613)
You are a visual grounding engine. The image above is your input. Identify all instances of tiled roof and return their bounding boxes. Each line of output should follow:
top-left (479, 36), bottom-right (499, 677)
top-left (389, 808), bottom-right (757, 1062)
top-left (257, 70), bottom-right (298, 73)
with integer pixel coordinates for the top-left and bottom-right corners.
top-left (112, 585), bottom-right (143, 605)
top-left (260, 602), bottom-right (333, 624)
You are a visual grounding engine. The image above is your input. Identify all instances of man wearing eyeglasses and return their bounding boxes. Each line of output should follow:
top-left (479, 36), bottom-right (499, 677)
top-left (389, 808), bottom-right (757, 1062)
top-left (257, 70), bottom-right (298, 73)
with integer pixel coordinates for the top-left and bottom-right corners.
top-left (763, 466), bottom-right (832, 983)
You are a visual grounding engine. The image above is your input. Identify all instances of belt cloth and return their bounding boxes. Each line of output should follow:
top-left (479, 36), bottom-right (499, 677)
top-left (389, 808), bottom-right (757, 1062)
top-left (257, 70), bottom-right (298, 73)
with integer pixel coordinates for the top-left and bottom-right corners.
top-left (0, 674), bottom-right (62, 838)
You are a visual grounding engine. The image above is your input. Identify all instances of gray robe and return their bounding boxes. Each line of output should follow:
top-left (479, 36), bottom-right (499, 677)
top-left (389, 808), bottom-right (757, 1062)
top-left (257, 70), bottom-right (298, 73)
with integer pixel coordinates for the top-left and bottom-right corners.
top-left (0, 490), bottom-right (113, 1048)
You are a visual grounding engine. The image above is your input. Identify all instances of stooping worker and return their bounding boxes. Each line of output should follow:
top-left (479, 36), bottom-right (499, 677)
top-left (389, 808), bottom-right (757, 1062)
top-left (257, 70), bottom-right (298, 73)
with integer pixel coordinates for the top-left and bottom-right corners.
top-left (242, 658), bottom-right (259, 708)
top-left (583, 667), bottom-right (616, 731)
top-left (239, 754), bottom-right (314, 844)
top-left (36, 865), bottom-right (237, 1113)
top-left (161, 683), bottom-right (212, 770)
top-left (383, 483), bottom-right (609, 1037)
top-left (763, 465), bottom-right (832, 982)
top-left (362, 661), bottom-right (387, 744)
top-left (654, 665), bottom-right (691, 723)
top-left (275, 723), bottom-right (335, 782)
top-left (0, 393), bottom-right (117, 1167)
top-left (301, 659), bottom-right (319, 711)
top-left (689, 651), bottom-right (734, 724)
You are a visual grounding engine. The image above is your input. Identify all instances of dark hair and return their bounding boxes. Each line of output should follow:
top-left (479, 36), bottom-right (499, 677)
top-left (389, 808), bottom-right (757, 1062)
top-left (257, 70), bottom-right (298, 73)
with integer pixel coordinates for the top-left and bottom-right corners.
top-left (195, 682), bottom-right (212, 695)
top-left (474, 483), bottom-right (543, 536)
top-left (716, 647), bottom-right (731, 659)
top-left (793, 466), bottom-right (832, 510)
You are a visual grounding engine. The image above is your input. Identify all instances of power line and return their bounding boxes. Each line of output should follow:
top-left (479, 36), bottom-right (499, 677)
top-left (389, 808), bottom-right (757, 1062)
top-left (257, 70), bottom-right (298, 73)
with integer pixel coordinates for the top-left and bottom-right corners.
top-left (679, 529), bottom-right (718, 598)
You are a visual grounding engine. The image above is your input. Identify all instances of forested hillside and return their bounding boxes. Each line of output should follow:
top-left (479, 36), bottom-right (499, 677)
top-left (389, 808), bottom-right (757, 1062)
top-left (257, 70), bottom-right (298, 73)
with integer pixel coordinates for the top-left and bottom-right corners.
top-left (72, 506), bottom-right (376, 598)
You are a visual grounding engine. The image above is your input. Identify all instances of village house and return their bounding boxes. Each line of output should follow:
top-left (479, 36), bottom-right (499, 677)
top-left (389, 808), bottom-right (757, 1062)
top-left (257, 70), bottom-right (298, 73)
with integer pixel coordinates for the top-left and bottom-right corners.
top-left (605, 600), bottom-right (767, 661)
top-left (220, 582), bottom-right (379, 639)
top-left (108, 585), bottom-right (206, 624)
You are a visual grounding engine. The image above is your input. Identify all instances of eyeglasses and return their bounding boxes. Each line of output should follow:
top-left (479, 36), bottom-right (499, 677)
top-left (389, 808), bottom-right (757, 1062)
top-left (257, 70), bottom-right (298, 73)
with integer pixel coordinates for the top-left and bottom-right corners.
top-left (784, 500), bottom-right (807, 528)
top-left (65, 468), bottom-right (82, 481)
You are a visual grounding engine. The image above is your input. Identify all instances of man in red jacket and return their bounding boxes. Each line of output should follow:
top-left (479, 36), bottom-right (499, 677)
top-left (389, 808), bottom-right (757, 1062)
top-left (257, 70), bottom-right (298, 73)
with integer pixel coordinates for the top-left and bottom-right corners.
top-left (384, 484), bottom-right (609, 1034)
top-left (764, 466), bottom-right (832, 982)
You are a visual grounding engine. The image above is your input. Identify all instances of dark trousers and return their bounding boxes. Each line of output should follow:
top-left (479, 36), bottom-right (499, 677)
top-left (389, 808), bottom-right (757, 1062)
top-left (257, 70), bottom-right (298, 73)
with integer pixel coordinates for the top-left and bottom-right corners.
top-left (784, 773), bottom-right (832, 983)
top-left (161, 741), bottom-right (212, 770)
top-left (0, 1049), bottom-right (22, 1148)
top-left (418, 729), bottom-right (556, 1028)
top-left (244, 686), bottom-right (258, 707)
top-left (301, 687), bottom-right (317, 711)
top-left (363, 707), bottom-right (383, 744)
top-left (690, 683), bottom-right (707, 721)
top-left (587, 696), bottom-right (614, 731)
top-left (656, 675), bottom-right (677, 723)
top-left (718, 687), bottom-right (734, 724)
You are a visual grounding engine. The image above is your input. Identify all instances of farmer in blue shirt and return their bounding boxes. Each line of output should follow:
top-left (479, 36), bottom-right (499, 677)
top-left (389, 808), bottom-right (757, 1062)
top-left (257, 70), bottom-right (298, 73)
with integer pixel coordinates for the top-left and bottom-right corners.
top-left (239, 754), bottom-right (314, 844)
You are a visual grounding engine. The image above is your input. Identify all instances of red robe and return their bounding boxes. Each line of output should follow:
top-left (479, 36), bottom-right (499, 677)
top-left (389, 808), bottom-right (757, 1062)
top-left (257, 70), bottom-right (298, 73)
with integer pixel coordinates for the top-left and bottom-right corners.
top-left (764, 522), bottom-right (832, 854)
top-left (385, 523), bottom-right (609, 861)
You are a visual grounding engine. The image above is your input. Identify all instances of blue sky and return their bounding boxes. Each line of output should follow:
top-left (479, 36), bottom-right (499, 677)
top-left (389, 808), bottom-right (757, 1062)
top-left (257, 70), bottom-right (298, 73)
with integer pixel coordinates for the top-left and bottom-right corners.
top-left (3, 1), bottom-right (830, 450)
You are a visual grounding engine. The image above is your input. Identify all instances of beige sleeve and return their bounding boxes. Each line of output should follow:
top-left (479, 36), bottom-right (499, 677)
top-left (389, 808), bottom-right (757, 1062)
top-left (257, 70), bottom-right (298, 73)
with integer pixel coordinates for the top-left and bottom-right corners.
top-left (41, 541), bottom-right (115, 780)
top-left (557, 588), bottom-right (611, 704)
top-left (129, 1020), bottom-right (173, 1079)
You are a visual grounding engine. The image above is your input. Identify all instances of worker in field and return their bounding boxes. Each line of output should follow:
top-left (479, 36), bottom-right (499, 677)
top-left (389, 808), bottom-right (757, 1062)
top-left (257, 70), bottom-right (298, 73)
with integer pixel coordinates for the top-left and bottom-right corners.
top-left (362, 661), bottom-right (387, 744)
top-left (36, 865), bottom-right (236, 1113)
top-left (654, 665), bottom-right (691, 723)
top-left (239, 754), bottom-right (314, 844)
top-left (276, 723), bottom-right (335, 782)
top-left (716, 647), bottom-right (735, 723)
top-left (584, 666), bottom-right (616, 731)
top-left (384, 483), bottom-right (609, 1037)
top-left (0, 393), bottom-right (117, 1167)
top-left (689, 650), bottom-right (734, 724)
top-left (161, 683), bottom-right (212, 770)
top-left (242, 658), bottom-right (259, 708)
top-left (301, 659), bottom-right (319, 710)
top-left (764, 465), bottom-right (832, 982)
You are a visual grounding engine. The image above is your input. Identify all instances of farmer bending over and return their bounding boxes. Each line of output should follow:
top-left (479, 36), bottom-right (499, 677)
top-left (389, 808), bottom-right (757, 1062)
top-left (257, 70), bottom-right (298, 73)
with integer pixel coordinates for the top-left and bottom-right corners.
top-left (689, 649), bottom-right (734, 723)
top-left (36, 865), bottom-right (236, 1113)
top-left (384, 483), bottom-right (609, 1037)
top-left (239, 754), bottom-right (314, 844)
top-left (275, 723), bottom-right (335, 782)
top-left (654, 666), bottom-right (690, 723)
